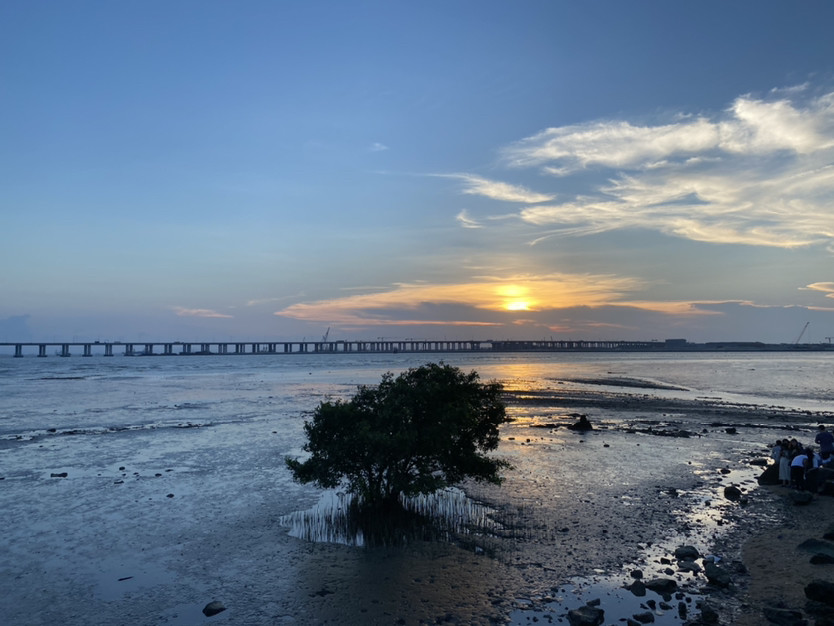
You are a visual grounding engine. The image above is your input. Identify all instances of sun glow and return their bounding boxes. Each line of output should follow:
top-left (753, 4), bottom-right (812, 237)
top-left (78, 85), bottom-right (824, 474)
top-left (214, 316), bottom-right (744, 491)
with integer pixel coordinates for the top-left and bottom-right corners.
top-left (506, 301), bottom-right (530, 311)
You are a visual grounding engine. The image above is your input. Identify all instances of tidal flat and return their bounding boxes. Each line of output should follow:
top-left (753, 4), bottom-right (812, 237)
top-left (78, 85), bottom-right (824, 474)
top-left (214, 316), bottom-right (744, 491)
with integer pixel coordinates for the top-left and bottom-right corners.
top-left (1, 356), bottom-right (832, 624)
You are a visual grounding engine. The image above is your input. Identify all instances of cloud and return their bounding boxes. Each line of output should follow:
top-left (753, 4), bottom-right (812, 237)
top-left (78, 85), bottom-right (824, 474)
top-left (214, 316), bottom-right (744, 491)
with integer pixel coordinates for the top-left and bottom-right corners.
top-left (471, 89), bottom-right (834, 249)
top-left (805, 282), bottom-right (834, 297)
top-left (173, 307), bottom-right (233, 319)
top-left (369, 142), bottom-right (389, 152)
top-left (274, 273), bottom-right (653, 326)
top-left (438, 173), bottom-right (554, 203)
top-left (456, 209), bottom-right (483, 229)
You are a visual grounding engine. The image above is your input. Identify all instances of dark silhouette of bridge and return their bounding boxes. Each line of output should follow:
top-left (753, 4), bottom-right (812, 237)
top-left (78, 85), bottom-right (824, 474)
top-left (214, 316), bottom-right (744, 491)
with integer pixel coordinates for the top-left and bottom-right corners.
top-left (2, 338), bottom-right (831, 357)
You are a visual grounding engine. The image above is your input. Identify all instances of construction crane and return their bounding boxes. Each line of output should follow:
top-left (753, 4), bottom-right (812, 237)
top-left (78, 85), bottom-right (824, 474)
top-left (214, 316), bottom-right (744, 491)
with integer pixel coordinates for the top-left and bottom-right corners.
top-left (795, 322), bottom-right (810, 344)
top-left (322, 327), bottom-right (330, 342)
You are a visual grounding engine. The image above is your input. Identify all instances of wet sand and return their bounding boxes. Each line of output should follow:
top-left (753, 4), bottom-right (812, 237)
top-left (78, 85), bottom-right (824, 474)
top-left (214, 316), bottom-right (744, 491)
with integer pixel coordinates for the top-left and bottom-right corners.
top-left (3, 378), bottom-right (834, 625)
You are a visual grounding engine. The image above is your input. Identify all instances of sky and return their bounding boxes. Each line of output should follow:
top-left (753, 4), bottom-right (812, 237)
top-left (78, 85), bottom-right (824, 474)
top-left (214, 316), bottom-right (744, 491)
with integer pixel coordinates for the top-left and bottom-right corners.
top-left (2, 0), bottom-right (834, 344)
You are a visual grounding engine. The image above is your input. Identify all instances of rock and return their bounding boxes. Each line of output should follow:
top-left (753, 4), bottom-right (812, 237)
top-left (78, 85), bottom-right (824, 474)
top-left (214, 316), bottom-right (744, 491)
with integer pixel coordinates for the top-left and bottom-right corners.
top-left (811, 553), bottom-right (834, 564)
top-left (630, 569), bottom-right (643, 579)
top-left (674, 545), bottom-right (700, 560)
top-left (644, 578), bottom-right (677, 594)
top-left (758, 463), bottom-right (781, 485)
top-left (704, 561), bottom-right (732, 587)
top-left (761, 606), bottom-right (807, 625)
top-left (789, 491), bottom-right (814, 505)
top-left (823, 523), bottom-right (834, 541)
top-left (798, 538), bottom-right (834, 557)
top-left (678, 559), bottom-right (702, 573)
top-left (724, 485), bottom-right (742, 501)
top-left (697, 602), bottom-right (720, 624)
top-left (50, 472), bottom-right (68, 478)
top-left (632, 611), bottom-right (655, 624)
top-left (202, 601), bottom-right (226, 617)
top-left (626, 580), bottom-right (646, 596)
top-left (806, 580), bottom-right (834, 605)
top-left (725, 427), bottom-right (737, 434)
top-left (567, 415), bottom-right (593, 431)
top-left (567, 604), bottom-right (604, 626)
top-left (750, 457), bottom-right (768, 466)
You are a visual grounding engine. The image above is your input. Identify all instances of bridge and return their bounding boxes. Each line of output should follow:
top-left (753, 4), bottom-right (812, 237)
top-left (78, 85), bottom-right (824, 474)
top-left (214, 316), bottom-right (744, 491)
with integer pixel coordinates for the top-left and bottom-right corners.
top-left (2, 338), bottom-right (831, 357)
top-left (1, 338), bottom-right (664, 357)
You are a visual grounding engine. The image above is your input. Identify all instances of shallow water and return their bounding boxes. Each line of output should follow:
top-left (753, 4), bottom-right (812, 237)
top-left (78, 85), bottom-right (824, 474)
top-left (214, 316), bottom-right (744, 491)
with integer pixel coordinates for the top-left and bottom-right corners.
top-left (1, 352), bottom-right (831, 624)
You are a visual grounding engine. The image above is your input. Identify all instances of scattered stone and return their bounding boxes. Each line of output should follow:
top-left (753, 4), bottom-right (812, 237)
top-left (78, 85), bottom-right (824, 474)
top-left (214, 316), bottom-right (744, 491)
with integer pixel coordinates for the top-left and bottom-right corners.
top-left (166, 493), bottom-right (174, 498)
top-left (50, 472), bottom-right (68, 478)
top-left (704, 561), bottom-right (732, 587)
top-left (697, 602), bottom-right (720, 624)
top-left (761, 605), bottom-right (806, 626)
top-left (810, 553), bottom-right (834, 564)
top-left (567, 604), bottom-right (604, 626)
top-left (632, 611), bottom-right (655, 624)
top-left (674, 545), bottom-right (700, 560)
top-left (626, 580), bottom-right (646, 596)
top-left (798, 538), bottom-right (834, 557)
top-left (724, 485), bottom-right (742, 501)
top-left (678, 559), bottom-right (702, 573)
top-left (202, 601), bottom-right (226, 617)
top-left (823, 523), bottom-right (834, 541)
top-left (750, 457), bottom-right (768, 466)
top-left (725, 427), bottom-right (737, 434)
top-left (567, 415), bottom-right (593, 431)
top-left (805, 580), bottom-right (834, 606)
top-left (789, 491), bottom-right (814, 505)
top-left (643, 578), bottom-right (677, 594)
top-left (630, 569), bottom-right (643, 579)
top-left (677, 601), bottom-right (688, 619)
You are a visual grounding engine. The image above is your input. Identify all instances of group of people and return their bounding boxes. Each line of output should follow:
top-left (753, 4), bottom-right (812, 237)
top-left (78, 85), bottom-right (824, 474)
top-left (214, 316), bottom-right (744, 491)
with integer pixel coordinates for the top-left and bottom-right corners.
top-left (771, 425), bottom-right (834, 492)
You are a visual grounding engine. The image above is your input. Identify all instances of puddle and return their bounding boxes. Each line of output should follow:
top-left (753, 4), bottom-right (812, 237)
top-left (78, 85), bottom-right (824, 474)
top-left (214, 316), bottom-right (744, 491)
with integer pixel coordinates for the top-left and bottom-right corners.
top-left (509, 576), bottom-right (704, 625)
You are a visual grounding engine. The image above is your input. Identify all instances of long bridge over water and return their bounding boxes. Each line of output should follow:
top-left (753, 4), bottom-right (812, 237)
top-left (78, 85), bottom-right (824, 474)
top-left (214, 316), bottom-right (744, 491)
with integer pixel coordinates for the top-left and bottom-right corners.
top-left (2, 338), bottom-right (832, 357)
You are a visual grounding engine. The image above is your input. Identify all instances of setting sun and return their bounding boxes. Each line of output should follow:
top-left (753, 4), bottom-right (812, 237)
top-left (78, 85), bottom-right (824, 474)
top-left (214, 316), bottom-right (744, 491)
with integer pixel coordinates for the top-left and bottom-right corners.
top-left (506, 301), bottom-right (530, 311)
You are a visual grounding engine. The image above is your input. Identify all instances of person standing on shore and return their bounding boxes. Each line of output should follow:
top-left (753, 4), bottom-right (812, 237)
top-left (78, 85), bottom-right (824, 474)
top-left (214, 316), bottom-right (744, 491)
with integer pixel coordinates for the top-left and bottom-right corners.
top-left (815, 425), bottom-right (834, 461)
top-left (774, 440), bottom-right (791, 487)
top-left (791, 447), bottom-right (811, 491)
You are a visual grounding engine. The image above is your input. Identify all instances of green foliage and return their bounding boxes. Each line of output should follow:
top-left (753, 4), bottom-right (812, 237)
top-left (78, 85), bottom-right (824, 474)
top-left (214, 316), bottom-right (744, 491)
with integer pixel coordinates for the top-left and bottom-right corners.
top-left (285, 362), bottom-right (512, 507)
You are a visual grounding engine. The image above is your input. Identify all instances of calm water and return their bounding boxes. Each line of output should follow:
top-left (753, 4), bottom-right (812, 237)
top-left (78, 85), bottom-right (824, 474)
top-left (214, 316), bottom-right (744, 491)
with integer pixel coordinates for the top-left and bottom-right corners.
top-left (1, 351), bottom-right (832, 439)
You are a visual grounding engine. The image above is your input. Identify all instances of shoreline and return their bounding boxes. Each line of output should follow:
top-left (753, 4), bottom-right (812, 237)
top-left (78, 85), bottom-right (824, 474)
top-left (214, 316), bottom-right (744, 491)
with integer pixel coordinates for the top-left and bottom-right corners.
top-left (733, 484), bottom-right (834, 625)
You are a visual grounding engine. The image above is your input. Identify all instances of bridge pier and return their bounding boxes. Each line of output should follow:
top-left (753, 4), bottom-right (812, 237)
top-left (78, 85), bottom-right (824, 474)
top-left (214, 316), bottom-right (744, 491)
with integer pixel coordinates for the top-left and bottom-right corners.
top-left (39, 344), bottom-right (47, 357)
top-left (83, 344), bottom-right (92, 357)
top-left (104, 344), bottom-right (113, 356)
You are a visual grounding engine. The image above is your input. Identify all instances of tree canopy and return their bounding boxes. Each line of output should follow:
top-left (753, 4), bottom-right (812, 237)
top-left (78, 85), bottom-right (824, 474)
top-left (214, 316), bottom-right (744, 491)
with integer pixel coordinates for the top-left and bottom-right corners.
top-left (285, 363), bottom-right (511, 508)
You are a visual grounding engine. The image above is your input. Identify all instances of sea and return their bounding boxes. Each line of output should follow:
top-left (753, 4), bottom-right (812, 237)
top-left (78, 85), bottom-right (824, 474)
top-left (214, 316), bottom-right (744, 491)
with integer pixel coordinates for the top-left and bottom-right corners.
top-left (1, 350), bottom-right (832, 625)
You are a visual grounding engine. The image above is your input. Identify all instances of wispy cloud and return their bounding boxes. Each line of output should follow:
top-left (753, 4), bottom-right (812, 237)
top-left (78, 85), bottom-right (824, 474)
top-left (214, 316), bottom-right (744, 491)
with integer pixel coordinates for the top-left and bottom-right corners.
top-left (274, 273), bottom-right (653, 326)
top-left (438, 173), bottom-right (554, 203)
top-left (369, 142), bottom-right (389, 152)
top-left (470, 89), bottom-right (834, 249)
top-left (805, 282), bottom-right (834, 298)
top-left (456, 209), bottom-right (483, 229)
top-left (173, 306), bottom-right (233, 319)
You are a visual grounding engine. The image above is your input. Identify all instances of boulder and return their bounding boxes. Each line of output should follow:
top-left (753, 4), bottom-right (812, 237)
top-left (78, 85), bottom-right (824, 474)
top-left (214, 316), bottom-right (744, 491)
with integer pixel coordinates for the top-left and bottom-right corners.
top-left (643, 578), bottom-right (677, 594)
top-left (805, 580), bottom-right (834, 606)
top-left (761, 606), bottom-right (806, 626)
top-left (724, 485), bottom-right (742, 501)
top-left (632, 611), bottom-right (655, 624)
top-left (674, 545), bottom-right (700, 560)
top-left (789, 491), bottom-right (814, 505)
top-left (202, 601), bottom-right (226, 617)
top-left (758, 463), bottom-right (781, 485)
top-left (567, 604), bottom-right (604, 626)
top-left (567, 415), bottom-right (593, 431)
top-left (704, 561), bottom-right (732, 587)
